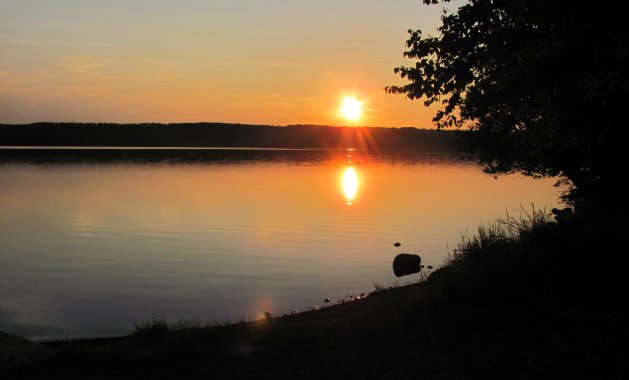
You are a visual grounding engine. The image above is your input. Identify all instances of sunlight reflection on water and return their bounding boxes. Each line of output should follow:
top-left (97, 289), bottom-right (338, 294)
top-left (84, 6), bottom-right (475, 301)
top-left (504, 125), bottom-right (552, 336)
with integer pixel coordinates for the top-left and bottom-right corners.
top-left (0, 149), bottom-right (562, 339)
top-left (342, 167), bottom-right (358, 205)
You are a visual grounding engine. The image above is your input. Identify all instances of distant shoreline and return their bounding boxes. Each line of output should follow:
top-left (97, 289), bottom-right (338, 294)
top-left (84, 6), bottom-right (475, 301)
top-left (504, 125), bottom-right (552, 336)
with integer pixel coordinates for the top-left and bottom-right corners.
top-left (0, 122), bottom-right (460, 152)
top-left (0, 146), bottom-right (329, 151)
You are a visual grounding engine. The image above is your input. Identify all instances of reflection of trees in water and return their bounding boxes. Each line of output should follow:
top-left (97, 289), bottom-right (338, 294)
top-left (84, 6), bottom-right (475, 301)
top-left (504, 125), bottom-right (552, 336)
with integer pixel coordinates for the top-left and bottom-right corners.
top-left (0, 147), bottom-right (469, 166)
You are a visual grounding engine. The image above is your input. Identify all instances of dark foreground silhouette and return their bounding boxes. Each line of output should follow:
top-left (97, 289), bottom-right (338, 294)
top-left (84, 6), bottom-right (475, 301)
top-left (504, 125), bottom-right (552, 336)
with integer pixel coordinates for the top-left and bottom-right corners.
top-left (2, 205), bottom-right (627, 379)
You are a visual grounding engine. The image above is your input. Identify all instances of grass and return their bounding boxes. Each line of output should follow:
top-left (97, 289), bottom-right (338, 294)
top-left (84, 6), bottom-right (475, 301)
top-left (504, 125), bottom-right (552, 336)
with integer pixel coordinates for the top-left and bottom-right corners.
top-left (451, 205), bottom-right (551, 259)
top-left (132, 318), bottom-right (204, 338)
top-left (3, 205), bottom-right (628, 379)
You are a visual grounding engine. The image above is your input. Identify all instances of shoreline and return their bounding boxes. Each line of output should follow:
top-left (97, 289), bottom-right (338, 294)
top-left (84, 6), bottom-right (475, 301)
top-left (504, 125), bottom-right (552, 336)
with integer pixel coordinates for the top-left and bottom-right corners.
top-left (2, 209), bottom-right (627, 378)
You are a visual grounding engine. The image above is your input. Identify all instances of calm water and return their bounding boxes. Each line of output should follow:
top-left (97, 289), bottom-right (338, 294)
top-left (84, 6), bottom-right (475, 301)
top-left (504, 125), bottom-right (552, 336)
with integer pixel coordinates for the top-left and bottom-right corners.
top-left (0, 149), bottom-right (561, 340)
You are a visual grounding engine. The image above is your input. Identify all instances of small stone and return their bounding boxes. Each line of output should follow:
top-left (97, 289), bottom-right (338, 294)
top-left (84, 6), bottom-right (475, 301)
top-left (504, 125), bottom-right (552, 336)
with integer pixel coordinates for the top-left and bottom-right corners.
top-left (394, 242), bottom-right (401, 247)
top-left (324, 298), bottom-right (331, 303)
top-left (427, 265), bottom-right (433, 269)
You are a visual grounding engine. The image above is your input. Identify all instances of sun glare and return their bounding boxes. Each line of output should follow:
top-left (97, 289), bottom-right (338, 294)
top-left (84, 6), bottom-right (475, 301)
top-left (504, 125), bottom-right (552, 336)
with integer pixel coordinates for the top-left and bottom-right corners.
top-left (342, 167), bottom-right (359, 204)
top-left (340, 97), bottom-right (363, 122)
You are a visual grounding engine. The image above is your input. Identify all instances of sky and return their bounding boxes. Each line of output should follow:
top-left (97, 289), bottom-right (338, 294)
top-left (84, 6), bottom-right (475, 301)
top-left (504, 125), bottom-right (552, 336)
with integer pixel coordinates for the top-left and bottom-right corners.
top-left (0, 1), bottom-right (457, 127)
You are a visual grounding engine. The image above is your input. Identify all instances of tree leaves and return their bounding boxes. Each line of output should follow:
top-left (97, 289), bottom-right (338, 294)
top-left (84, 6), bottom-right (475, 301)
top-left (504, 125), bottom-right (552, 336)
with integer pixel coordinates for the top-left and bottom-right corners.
top-left (387, 0), bottom-right (629, 205)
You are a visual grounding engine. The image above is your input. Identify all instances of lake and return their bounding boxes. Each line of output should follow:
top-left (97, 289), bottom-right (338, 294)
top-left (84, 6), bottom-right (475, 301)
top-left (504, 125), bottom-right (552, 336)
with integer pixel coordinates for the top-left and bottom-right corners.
top-left (0, 148), bottom-right (562, 340)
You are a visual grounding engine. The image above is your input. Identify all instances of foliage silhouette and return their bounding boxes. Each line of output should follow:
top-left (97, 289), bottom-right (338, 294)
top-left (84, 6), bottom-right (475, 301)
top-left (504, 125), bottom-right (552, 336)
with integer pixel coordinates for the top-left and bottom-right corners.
top-left (387, 0), bottom-right (628, 206)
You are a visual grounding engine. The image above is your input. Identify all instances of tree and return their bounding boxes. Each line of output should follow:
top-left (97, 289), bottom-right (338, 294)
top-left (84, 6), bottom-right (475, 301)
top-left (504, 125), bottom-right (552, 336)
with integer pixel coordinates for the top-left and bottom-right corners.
top-left (387, 0), bottom-right (629, 206)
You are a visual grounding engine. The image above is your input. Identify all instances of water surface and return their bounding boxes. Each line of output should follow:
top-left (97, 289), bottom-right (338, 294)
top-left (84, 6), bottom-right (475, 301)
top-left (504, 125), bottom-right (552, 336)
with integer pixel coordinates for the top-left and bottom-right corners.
top-left (0, 149), bottom-right (561, 339)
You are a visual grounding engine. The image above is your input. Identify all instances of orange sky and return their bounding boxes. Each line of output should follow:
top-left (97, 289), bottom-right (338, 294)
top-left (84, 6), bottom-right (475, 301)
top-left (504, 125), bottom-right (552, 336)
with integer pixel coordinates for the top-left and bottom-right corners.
top-left (0, 1), bottom-right (459, 127)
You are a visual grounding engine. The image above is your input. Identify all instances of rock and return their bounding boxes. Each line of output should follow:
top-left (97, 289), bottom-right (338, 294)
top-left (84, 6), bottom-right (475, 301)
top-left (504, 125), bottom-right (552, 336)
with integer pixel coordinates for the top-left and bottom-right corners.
top-left (264, 311), bottom-right (272, 320)
top-left (427, 265), bottom-right (433, 269)
top-left (324, 298), bottom-right (331, 303)
top-left (392, 253), bottom-right (421, 277)
top-left (393, 242), bottom-right (401, 247)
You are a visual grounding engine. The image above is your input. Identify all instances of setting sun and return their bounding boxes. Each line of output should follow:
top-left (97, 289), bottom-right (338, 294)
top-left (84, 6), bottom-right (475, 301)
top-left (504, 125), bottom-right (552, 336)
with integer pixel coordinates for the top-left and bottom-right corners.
top-left (340, 97), bottom-right (363, 122)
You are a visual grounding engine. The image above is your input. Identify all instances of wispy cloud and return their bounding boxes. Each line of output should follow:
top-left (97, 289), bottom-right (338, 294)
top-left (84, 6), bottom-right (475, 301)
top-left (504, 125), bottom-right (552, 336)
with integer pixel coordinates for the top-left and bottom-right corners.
top-left (60, 55), bottom-right (105, 76)
top-left (248, 60), bottom-right (310, 69)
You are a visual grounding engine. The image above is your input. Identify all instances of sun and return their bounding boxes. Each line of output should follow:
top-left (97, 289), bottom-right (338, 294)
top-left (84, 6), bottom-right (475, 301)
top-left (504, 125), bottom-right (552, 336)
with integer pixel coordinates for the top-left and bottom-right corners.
top-left (340, 96), bottom-right (363, 122)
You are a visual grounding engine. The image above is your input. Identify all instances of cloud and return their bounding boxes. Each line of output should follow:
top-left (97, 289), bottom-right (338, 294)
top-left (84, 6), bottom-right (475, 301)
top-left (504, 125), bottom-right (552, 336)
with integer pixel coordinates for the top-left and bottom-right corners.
top-left (248, 60), bottom-right (310, 69)
top-left (59, 54), bottom-right (105, 76)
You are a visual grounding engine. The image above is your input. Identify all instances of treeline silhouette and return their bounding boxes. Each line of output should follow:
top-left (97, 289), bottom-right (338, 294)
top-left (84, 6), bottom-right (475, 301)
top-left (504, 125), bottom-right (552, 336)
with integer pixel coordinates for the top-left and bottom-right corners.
top-left (0, 123), bottom-right (458, 151)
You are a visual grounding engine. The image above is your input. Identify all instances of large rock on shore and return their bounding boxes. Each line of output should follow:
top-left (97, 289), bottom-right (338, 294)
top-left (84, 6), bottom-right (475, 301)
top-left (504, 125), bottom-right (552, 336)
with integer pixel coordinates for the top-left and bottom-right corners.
top-left (392, 253), bottom-right (421, 277)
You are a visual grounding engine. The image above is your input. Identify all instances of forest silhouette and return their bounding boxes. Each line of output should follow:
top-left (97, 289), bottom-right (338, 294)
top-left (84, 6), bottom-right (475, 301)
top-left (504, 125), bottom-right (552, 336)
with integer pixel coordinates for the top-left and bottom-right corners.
top-left (0, 123), bottom-right (458, 152)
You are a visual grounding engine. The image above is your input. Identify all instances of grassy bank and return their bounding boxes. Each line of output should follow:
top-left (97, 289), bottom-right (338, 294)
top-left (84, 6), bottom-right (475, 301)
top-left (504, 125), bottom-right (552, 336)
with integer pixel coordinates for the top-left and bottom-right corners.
top-left (3, 207), bottom-right (628, 379)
